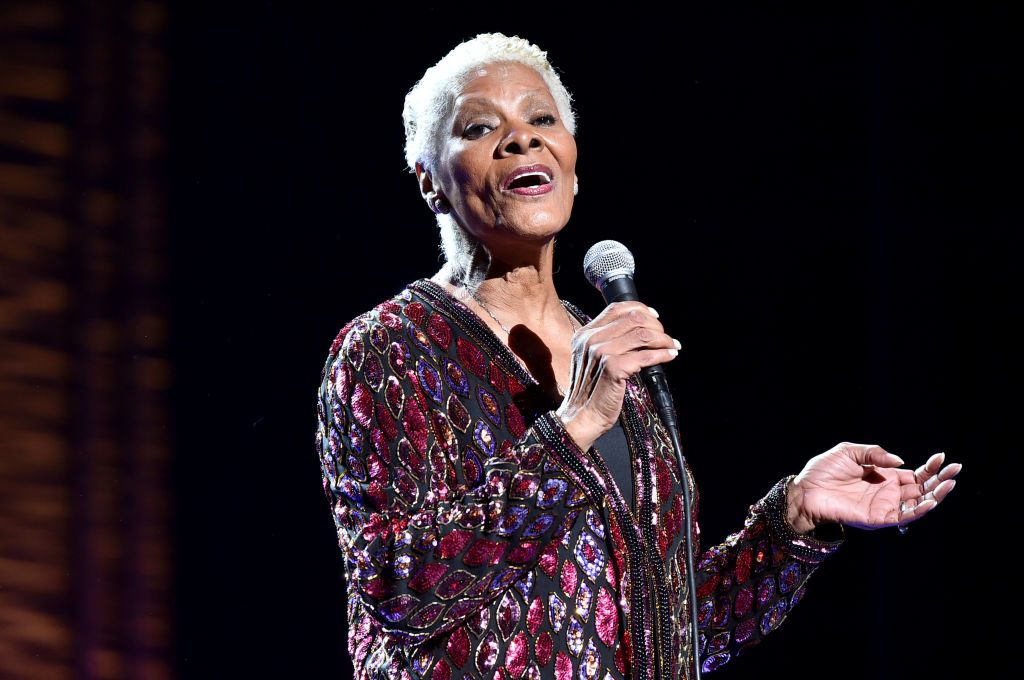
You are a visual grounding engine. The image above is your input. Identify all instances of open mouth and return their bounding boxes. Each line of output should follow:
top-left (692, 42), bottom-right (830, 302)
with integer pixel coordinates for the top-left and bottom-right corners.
top-left (502, 164), bottom-right (554, 195)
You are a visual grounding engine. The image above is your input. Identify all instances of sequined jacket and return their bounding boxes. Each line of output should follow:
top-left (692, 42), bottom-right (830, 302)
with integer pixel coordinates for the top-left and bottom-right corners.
top-left (315, 279), bottom-right (842, 680)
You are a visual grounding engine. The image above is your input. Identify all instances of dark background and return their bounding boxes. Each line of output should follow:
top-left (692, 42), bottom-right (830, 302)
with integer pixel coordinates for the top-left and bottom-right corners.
top-left (168, 4), bottom-right (1016, 679)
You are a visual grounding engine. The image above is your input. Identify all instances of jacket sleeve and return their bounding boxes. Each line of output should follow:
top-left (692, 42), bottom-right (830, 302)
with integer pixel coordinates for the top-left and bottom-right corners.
top-left (315, 318), bottom-right (591, 645)
top-left (693, 476), bottom-right (843, 671)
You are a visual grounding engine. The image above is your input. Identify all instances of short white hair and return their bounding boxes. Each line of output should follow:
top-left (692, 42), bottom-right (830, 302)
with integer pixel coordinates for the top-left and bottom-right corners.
top-left (403, 32), bottom-right (576, 173)
top-left (402, 33), bottom-right (576, 281)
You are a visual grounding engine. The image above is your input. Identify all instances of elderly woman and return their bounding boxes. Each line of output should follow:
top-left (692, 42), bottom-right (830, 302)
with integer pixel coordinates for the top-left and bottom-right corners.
top-left (315, 33), bottom-right (960, 680)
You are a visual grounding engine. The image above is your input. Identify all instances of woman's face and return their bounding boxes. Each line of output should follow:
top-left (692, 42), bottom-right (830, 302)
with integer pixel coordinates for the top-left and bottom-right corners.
top-left (427, 61), bottom-right (578, 259)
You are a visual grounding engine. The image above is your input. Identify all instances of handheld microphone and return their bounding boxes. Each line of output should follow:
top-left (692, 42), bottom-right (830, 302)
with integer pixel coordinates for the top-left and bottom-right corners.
top-left (583, 239), bottom-right (702, 680)
top-left (582, 240), bottom-right (679, 432)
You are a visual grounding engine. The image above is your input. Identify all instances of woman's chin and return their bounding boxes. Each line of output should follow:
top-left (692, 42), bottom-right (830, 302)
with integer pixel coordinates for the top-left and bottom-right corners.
top-left (501, 208), bottom-right (570, 238)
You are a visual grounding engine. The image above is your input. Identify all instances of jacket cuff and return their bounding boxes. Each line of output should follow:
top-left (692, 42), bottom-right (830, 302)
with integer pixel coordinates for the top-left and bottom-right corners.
top-left (534, 411), bottom-right (588, 458)
top-left (756, 475), bottom-right (844, 564)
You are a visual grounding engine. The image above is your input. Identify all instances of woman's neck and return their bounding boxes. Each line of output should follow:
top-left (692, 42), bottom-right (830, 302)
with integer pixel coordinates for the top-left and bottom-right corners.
top-left (433, 242), bottom-right (563, 326)
top-left (432, 240), bottom-right (576, 401)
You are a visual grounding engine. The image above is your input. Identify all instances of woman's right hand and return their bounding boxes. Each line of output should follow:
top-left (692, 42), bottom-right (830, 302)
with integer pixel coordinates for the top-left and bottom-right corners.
top-left (556, 301), bottom-right (680, 451)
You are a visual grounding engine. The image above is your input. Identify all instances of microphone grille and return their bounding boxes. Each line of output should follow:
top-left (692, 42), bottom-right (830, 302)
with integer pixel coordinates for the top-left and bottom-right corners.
top-left (583, 240), bottom-right (635, 289)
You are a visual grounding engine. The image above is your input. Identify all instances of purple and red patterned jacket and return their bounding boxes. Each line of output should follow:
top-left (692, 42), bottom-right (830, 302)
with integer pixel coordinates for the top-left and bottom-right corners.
top-left (315, 279), bottom-right (842, 680)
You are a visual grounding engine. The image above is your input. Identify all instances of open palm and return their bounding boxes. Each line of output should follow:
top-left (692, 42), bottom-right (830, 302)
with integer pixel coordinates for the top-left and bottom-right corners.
top-left (788, 443), bottom-right (961, 533)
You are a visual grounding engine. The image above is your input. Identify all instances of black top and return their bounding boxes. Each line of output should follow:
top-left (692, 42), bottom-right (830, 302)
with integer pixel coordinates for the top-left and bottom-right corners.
top-left (594, 419), bottom-right (633, 510)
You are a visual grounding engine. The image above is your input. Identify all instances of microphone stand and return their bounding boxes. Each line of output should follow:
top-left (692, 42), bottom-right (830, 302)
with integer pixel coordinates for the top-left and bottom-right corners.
top-left (586, 241), bottom-right (702, 680)
top-left (641, 370), bottom-right (702, 680)
top-left (598, 273), bottom-right (702, 680)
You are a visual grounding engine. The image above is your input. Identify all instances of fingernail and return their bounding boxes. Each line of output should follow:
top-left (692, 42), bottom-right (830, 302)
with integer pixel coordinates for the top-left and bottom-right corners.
top-left (648, 307), bottom-right (659, 318)
top-left (673, 338), bottom-right (682, 350)
top-left (668, 348), bottom-right (678, 357)
top-left (892, 455), bottom-right (905, 466)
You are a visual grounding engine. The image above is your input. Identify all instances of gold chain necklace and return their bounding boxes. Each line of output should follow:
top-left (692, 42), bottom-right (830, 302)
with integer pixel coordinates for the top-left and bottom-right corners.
top-left (464, 286), bottom-right (576, 396)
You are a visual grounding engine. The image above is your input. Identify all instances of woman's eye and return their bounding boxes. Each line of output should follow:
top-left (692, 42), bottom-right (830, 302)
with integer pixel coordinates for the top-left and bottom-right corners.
top-left (463, 123), bottom-right (492, 140)
top-left (532, 114), bottom-right (556, 126)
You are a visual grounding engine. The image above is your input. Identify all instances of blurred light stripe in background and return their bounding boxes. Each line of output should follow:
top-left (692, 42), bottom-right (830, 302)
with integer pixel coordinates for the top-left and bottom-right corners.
top-left (0, 2), bottom-right (172, 678)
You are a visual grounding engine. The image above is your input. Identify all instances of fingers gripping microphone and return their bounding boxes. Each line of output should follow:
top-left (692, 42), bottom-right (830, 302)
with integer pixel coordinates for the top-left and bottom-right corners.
top-left (583, 240), bottom-right (678, 433)
top-left (583, 239), bottom-right (703, 680)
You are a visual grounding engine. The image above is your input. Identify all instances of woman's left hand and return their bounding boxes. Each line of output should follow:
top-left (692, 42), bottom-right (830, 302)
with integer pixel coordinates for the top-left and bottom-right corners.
top-left (786, 442), bottom-right (962, 534)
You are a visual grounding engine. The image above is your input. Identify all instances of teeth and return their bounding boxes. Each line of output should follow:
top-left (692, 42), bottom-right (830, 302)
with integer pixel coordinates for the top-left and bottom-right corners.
top-left (509, 171), bottom-right (551, 186)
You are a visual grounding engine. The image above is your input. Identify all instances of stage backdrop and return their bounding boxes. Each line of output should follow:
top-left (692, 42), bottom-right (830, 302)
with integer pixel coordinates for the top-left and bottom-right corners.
top-left (168, 5), bottom-right (1009, 679)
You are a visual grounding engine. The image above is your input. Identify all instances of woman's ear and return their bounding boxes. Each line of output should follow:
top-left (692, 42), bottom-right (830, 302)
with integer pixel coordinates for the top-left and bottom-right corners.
top-left (415, 163), bottom-right (449, 214)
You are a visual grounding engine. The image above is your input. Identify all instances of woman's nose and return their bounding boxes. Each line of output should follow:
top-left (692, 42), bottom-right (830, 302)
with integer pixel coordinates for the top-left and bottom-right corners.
top-left (500, 127), bottom-right (543, 156)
